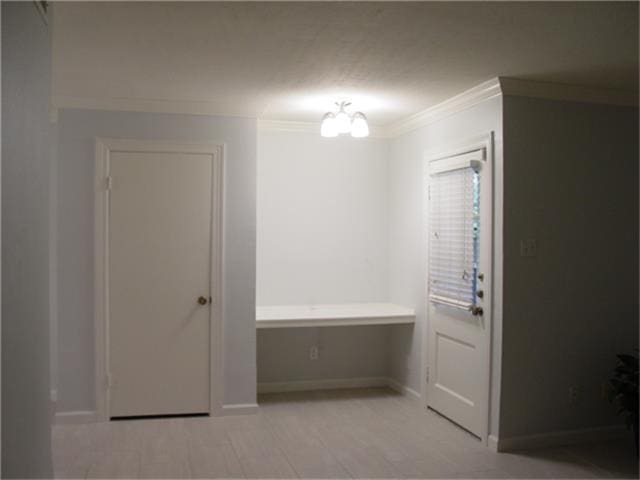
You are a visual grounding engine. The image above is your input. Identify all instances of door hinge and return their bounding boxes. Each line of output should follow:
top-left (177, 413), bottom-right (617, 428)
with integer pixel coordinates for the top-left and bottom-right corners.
top-left (105, 176), bottom-right (113, 191)
top-left (426, 366), bottom-right (430, 384)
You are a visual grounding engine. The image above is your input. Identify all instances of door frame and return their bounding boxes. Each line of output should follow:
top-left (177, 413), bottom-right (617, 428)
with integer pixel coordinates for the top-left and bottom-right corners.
top-left (421, 132), bottom-right (494, 443)
top-left (94, 138), bottom-right (225, 421)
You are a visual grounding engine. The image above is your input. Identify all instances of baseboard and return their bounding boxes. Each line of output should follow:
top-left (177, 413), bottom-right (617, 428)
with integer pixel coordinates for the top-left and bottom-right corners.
top-left (257, 376), bottom-right (389, 394)
top-left (386, 377), bottom-right (422, 403)
top-left (488, 434), bottom-right (500, 452)
top-left (55, 405), bottom-right (257, 422)
top-left (55, 410), bottom-right (98, 425)
top-left (257, 376), bottom-right (422, 403)
top-left (55, 378), bottom-right (419, 423)
top-left (219, 403), bottom-right (259, 416)
top-left (495, 424), bottom-right (628, 452)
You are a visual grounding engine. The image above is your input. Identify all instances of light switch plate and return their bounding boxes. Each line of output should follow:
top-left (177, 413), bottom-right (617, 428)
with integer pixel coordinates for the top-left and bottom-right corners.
top-left (520, 238), bottom-right (537, 257)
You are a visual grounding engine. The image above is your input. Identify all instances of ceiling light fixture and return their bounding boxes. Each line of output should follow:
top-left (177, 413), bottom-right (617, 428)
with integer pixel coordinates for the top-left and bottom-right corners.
top-left (350, 111), bottom-right (370, 138)
top-left (320, 101), bottom-right (369, 138)
top-left (320, 112), bottom-right (338, 137)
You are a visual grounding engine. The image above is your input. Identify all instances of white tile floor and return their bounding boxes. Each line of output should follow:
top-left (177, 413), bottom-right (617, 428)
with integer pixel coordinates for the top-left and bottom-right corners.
top-left (53, 388), bottom-right (639, 479)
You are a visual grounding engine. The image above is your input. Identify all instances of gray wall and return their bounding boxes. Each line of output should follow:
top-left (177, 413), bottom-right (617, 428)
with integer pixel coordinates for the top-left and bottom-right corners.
top-left (499, 96), bottom-right (639, 439)
top-left (2, 2), bottom-right (53, 477)
top-left (258, 326), bottom-right (390, 384)
top-left (55, 109), bottom-right (257, 411)
top-left (387, 96), bottom-right (504, 435)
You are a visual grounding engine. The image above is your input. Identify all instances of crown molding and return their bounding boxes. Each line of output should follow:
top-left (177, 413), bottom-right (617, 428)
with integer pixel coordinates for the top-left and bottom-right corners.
top-left (386, 78), bottom-right (501, 137)
top-left (385, 78), bottom-right (503, 138)
top-left (53, 77), bottom-right (637, 140)
top-left (379, 77), bottom-right (637, 138)
top-left (498, 77), bottom-right (638, 107)
top-left (259, 79), bottom-right (503, 138)
top-left (51, 95), bottom-right (255, 119)
top-left (257, 119), bottom-right (389, 138)
top-left (257, 119), bottom-right (319, 135)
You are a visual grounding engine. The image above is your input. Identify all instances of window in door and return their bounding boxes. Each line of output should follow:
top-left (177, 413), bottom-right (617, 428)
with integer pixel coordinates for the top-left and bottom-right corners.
top-left (428, 164), bottom-right (480, 308)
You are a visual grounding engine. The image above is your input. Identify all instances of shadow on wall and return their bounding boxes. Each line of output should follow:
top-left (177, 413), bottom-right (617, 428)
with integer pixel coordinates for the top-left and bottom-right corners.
top-left (2, 2), bottom-right (54, 478)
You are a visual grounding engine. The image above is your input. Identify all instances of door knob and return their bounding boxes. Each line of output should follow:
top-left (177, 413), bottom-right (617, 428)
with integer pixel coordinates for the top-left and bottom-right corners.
top-left (471, 305), bottom-right (483, 316)
top-left (197, 296), bottom-right (208, 305)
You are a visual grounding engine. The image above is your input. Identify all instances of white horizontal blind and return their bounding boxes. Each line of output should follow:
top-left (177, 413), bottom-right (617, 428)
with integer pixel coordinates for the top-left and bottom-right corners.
top-left (429, 166), bottom-right (480, 306)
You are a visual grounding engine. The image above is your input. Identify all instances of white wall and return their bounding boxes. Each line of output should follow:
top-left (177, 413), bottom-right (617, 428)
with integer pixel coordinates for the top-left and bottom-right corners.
top-left (1, 2), bottom-right (53, 476)
top-left (499, 96), bottom-right (638, 439)
top-left (257, 130), bottom-right (389, 305)
top-left (257, 130), bottom-right (394, 383)
top-left (55, 109), bottom-right (257, 412)
top-left (387, 96), bottom-right (504, 433)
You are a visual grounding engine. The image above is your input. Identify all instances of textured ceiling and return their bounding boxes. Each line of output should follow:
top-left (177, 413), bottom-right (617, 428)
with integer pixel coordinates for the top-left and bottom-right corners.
top-left (52, 2), bottom-right (639, 126)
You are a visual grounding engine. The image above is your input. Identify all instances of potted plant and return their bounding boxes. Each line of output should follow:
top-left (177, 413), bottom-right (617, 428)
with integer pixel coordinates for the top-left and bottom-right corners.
top-left (608, 349), bottom-right (639, 456)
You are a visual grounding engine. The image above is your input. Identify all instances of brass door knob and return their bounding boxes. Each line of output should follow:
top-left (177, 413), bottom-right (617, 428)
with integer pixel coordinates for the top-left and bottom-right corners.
top-left (197, 296), bottom-right (208, 305)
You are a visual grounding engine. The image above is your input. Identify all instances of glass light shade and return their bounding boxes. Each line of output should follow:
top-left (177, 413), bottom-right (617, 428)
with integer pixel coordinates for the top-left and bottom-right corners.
top-left (320, 113), bottom-right (338, 137)
top-left (335, 110), bottom-right (352, 134)
top-left (350, 112), bottom-right (369, 138)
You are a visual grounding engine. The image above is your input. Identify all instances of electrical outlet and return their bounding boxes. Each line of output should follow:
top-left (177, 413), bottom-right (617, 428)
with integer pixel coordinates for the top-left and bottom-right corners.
top-left (520, 238), bottom-right (537, 257)
top-left (569, 385), bottom-right (581, 405)
top-left (309, 346), bottom-right (319, 361)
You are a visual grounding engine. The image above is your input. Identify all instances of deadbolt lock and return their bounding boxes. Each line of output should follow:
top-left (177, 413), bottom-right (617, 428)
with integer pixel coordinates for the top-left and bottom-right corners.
top-left (471, 305), bottom-right (484, 316)
top-left (197, 296), bottom-right (208, 305)
top-left (476, 290), bottom-right (484, 299)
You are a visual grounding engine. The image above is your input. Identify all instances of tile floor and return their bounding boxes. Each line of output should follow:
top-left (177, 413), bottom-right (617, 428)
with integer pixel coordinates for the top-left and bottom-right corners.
top-left (53, 388), bottom-right (639, 479)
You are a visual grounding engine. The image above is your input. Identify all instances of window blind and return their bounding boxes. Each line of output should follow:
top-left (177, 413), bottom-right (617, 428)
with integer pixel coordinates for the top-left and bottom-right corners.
top-left (428, 165), bottom-right (480, 307)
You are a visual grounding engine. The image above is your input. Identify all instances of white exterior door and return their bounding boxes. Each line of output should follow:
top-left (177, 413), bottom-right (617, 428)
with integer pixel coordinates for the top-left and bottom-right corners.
top-left (108, 149), bottom-right (214, 418)
top-left (426, 141), bottom-right (492, 439)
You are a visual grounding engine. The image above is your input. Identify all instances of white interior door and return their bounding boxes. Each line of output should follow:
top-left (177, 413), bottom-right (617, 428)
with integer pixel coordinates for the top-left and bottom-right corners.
top-left (108, 150), bottom-right (213, 418)
top-left (426, 143), bottom-right (492, 439)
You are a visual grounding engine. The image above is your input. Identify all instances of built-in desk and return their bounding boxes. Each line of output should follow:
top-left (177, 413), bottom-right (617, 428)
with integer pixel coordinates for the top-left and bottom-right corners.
top-left (256, 303), bottom-right (416, 329)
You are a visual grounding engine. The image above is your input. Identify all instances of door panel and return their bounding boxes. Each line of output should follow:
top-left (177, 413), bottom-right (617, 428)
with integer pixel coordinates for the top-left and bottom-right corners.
top-left (426, 142), bottom-right (492, 439)
top-left (434, 332), bottom-right (476, 405)
top-left (109, 151), bottom-right (212, 418)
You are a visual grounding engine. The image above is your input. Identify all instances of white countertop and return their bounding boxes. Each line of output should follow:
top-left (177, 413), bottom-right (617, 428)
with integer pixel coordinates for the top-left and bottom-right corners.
top-left (256, 303), bottom-right (416, 329)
